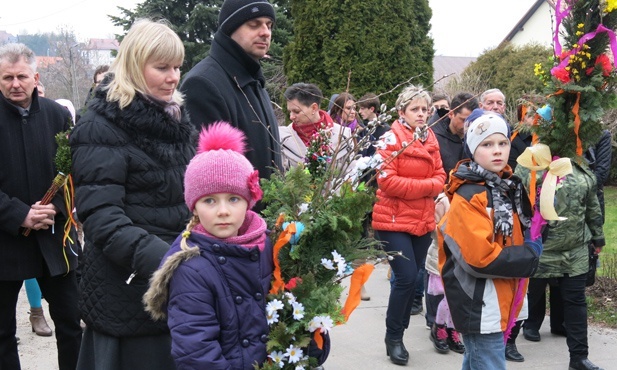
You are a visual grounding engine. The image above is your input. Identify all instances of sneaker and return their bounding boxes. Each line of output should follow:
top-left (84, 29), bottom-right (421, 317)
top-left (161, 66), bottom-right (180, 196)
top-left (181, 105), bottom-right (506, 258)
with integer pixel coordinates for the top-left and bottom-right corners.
top-left (410, 297), bottom-right (423, 315)
top-left (447, 328), bottom-right (465, 354)
top-left (430, 324), bottom-right (450, 354)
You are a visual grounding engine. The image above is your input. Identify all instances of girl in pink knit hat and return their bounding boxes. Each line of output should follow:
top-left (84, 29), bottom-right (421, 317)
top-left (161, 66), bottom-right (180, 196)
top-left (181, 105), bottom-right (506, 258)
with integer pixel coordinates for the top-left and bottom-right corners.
top-left (144, 121), bottom-right (328, 369)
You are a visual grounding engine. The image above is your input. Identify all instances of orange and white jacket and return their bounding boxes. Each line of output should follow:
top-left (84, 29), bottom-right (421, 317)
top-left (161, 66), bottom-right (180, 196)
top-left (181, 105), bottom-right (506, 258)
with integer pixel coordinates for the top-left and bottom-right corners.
top-left (372, 120), bottom-right (446, 236)
top-left (437, 159), bottom-right (539, 334)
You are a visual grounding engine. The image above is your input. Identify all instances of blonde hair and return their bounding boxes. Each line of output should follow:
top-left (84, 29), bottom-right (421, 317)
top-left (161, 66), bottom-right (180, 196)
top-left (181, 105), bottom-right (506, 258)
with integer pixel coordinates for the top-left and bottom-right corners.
top-left (396, 84), bottom-right (431, 111)
top-left (179, 215), bottom-right (201, 251)
top-left (106, 19), bottom-right (185, 108)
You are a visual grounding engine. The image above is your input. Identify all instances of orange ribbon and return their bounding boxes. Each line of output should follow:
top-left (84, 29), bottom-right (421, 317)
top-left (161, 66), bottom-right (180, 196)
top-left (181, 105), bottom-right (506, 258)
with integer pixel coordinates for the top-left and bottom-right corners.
top-left (341, 263), bottom-right (375, 322)
top-left (313, 331), bottom-right (324, 350)
top-left (547, 89), bottom-right (583, 156)
top-left (62, 174), bottom-right (78, 247)
top-left (269, 222), bottom-right (295, 295)
top-left (572, 92), bottom-right (583, 156)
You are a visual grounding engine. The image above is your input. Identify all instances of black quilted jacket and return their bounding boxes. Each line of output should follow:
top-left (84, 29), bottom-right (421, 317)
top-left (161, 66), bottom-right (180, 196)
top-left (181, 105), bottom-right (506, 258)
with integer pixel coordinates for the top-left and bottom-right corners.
top-left (70, 79), bottom-right (196, 337)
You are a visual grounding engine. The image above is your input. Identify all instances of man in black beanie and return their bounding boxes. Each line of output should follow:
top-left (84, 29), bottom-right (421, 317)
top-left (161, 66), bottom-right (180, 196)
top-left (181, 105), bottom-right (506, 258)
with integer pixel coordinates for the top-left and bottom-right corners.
top-left (181, 0), bottom-right (282, 209)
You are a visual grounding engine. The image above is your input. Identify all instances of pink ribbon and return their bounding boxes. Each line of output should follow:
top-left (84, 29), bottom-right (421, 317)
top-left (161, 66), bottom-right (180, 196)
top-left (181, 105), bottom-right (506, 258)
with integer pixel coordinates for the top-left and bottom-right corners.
top-left (552, 24), bottom-right (617, 76)
top-left (553, 0), bottom-right (572, 57)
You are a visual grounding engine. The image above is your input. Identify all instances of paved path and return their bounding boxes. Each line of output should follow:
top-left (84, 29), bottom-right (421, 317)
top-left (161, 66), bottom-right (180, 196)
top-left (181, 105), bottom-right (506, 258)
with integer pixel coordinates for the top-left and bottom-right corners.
top-left (15, 262), bottom-right (617, 369)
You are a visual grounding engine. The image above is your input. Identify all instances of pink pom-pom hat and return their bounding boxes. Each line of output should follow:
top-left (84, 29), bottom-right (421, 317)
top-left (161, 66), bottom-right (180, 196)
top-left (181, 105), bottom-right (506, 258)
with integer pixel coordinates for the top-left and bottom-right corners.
top-left (184, 122), bottom-right (263, 211)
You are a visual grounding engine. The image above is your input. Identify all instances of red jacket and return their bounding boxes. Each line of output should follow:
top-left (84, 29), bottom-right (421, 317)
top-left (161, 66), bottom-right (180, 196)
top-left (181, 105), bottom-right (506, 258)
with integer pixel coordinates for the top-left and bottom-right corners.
top-left (372, 120), bottom-right (446, 235)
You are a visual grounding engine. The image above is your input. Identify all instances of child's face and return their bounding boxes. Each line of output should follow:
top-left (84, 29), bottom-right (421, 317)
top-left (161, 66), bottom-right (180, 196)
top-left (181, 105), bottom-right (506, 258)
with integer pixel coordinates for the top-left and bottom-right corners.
top-left (473, 133), bottom-right (510, 173)
top-left (193, 193), bottom-right (249, 239)
top-left (398, 98), bottom-right (429, 128)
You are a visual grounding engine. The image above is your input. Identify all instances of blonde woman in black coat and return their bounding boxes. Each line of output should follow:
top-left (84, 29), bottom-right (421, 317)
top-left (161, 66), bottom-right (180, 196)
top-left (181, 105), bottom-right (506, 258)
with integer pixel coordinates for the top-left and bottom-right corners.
top-left (70, 19), bottom-right (195, 370)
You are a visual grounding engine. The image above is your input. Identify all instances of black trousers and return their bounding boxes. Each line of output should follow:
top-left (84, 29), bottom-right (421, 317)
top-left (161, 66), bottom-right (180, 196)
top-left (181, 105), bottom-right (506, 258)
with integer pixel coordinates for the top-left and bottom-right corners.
top-left (376, 230), bottom-right (431, 340)
top-left (524, 274), bottom-right (589, 360)
top-left (0, 271), bottom-right (82, 370)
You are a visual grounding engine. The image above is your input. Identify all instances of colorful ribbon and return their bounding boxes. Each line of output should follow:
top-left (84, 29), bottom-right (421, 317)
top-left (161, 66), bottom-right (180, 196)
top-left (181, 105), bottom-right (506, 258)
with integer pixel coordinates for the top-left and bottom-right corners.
top-left (340, 263), bottom-right (374, 322)
top-left (517, 144), bottom-right (572, 221)
top-left (552, 24), bottom-right (617, 76)
top-left (269, 222), bottom-right (295, 295)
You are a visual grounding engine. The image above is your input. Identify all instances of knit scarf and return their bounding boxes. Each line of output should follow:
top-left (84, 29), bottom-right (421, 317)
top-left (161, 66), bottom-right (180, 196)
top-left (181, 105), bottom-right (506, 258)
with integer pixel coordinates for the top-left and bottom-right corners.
top-left (467, 162), bottom-right (530, 236)
top-left (292, 110), bottom-right (334, 145)
top-left (192, 210), bottom-right (268, 251)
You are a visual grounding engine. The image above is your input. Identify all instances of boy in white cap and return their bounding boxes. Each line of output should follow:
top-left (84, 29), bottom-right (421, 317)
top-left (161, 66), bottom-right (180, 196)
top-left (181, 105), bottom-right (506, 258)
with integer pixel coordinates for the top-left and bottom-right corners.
top-left (437, 112), bottom-right (542, 370)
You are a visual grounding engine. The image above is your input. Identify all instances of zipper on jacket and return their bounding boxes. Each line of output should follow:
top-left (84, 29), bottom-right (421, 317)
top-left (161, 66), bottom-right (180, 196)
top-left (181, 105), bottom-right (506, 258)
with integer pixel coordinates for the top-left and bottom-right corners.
top-left (126, 271), bottom-right (137, 284)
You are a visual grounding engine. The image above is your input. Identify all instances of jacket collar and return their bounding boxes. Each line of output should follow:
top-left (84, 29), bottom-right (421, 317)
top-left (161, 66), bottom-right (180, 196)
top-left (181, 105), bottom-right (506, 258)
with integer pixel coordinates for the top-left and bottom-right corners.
top-left (0, 90), bottom-right (40, 117)
top-left (211, 31), bottom-right (266, 88)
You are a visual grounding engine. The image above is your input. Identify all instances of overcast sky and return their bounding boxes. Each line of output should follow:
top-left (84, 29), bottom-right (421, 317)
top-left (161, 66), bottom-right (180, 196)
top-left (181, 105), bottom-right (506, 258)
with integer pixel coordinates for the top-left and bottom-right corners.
top-left (1, 0), bottom-right (539, 57)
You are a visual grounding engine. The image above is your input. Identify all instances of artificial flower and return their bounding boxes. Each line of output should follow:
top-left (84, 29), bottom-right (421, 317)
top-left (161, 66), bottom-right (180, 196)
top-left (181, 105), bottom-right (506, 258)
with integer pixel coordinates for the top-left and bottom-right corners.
top-left (285, 345), bottom-right (303, 363)
top-left (291, 301), bottom-right (305, 320)
top-left (267, 299), bottom-right (284, 314)
top-left (321, 258), bottom-right (335, 270)
top-left (552, 66), bottom-right (571, 83)
top-left (267, 310), bottom-right (280, 325)
top-left (268, 351), bottom-right (287, 368)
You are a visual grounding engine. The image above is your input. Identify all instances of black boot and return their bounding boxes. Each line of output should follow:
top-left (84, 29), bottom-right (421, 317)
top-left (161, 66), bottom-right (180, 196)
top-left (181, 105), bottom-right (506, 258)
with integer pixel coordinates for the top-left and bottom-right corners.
top-left (447, 328), bottom-right (465, 354)
top-left (505, 342), bottom-right (524, 362)
top-left (430, 324), bottom-right (450, 354)
top-left (568, 358), bottom-right (604, 370)
top-left (410, 296), bottom-right (423, 315)
top-left (385, 338), bottom-right (409, 365)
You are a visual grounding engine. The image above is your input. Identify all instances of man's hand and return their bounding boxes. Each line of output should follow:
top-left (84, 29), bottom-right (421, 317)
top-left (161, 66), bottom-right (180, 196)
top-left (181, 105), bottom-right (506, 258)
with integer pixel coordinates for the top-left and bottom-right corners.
top-left (21, 202), bottom-right (57, 230)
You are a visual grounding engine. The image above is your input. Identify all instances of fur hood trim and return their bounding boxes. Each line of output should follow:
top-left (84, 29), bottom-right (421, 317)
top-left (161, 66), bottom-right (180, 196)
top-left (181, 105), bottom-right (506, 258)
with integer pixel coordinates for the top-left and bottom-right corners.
top-left (143, 245), bottom-right (200, 320)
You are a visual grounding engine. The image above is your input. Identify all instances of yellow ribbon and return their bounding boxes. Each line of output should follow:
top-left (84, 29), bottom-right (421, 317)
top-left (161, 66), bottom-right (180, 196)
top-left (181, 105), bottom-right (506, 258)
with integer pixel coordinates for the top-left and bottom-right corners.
top-left (517, 143), bottom-right (572, 220)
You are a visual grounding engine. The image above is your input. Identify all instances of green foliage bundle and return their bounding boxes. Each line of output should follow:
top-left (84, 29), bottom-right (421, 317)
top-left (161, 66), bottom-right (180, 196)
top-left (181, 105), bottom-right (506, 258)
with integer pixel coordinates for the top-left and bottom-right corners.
top-left (257, 121), bottom-right (384, 369)
top-left (283, 0), bottom-right (434, 108)
top-left (532, 0), bottom-right (617, 158)
top-left (54, 130), bottom-right (72, 175)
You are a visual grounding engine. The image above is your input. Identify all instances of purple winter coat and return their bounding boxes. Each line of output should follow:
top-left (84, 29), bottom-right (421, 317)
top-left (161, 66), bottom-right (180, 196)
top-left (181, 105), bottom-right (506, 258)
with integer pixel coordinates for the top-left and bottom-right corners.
top-left (158, 231), bottom-right (273, 370)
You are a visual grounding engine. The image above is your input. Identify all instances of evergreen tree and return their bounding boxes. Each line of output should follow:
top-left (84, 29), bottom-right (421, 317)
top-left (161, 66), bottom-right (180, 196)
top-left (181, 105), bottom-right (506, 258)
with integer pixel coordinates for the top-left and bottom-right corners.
top-left (283, 0), bottom-right (434, 110)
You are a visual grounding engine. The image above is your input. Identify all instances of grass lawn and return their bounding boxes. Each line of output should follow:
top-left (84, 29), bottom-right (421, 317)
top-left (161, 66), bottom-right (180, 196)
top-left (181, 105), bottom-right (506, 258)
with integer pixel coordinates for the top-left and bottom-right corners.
top-left (587, 186), bottom-right (617, 328)
top-left (602, 186), bottom-right (617, 256)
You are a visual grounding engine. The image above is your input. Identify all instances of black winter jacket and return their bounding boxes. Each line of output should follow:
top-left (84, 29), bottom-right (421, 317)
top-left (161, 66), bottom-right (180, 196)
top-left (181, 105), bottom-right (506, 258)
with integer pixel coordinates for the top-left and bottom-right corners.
top-left (0, 92), bottom-right (76, 280)
top-left (430, 118), bottom-right (465, 181)
top-left (180, 31), bottom-right (283, 185)
top-left (70, 81), bottom-right (196, 337)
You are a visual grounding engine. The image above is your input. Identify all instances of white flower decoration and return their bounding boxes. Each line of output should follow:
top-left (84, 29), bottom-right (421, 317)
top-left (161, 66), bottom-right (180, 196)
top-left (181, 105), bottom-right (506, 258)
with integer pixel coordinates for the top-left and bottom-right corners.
top-left (285, 345), bottom-right (303, 364)
top-left (291, 301), bottom-right (305, 320)
top-left (336, 261), bottom-right (347, 277)
top-left (298, 203), bottom-right (309, 215)
top-left (308, 315), bottom-right (334, 334)
top-left (268, 351), bottom-right (287, 368)
top-left (321, 258), bottom-right (335, 270)
top-left (267, 310), bottom-right (279, 325)
top-left (266, 299), bottom-right (284, 315)
top-left (284, 292), bottom-right (297, 304)
top-left (331, 250), bottom-right (345, 264)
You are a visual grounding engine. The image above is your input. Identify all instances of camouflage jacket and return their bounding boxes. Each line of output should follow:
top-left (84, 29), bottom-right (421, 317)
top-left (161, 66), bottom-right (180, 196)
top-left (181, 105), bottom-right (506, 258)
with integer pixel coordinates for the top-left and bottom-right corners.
top-left (515, 161), bottom-right (605, 278)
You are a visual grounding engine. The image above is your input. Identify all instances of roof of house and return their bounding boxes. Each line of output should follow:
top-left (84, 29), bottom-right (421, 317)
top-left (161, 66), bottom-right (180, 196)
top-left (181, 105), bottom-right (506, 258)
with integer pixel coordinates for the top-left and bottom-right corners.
top-left (500, 0), bottom-right (556, 46)
top-left (36, 56), bottom-right (62, 69)
top-left (85, 38), bottom-right (119, 51)
top-left (433, 55), bottom-right (477, 87)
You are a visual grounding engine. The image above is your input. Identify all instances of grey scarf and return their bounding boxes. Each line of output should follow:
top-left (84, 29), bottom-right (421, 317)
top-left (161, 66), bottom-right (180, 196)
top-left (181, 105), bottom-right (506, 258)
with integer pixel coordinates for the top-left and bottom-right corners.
top-left (467, 161), bottom-right (530, 236)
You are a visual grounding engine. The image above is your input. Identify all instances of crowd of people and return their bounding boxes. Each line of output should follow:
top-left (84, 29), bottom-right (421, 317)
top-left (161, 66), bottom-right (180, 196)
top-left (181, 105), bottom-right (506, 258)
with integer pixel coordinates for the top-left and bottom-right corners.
top-left (0, 0), bottom-right (609, 369)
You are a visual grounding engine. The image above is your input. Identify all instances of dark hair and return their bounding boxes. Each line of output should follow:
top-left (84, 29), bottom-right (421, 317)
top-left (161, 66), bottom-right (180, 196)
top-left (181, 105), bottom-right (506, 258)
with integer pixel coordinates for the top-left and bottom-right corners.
top-left (450, 92), bottom-right (478, 114)
top-left (357, 93), bottom-right (380, 113)
top-left (93, 65), bottom-right (110, 83)
top-left (431, 93), bottom-right (450, 105)
top-left (283, 83), bottom-right (323, 107)
top-left (329, 92), bottom-right (356, 119)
